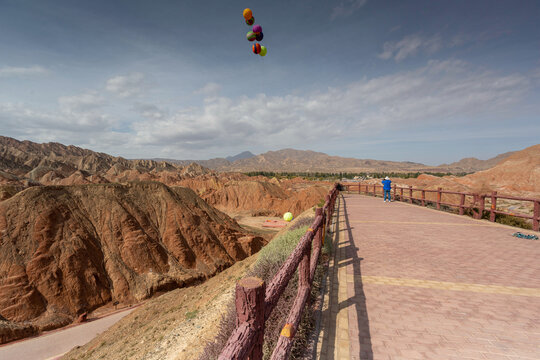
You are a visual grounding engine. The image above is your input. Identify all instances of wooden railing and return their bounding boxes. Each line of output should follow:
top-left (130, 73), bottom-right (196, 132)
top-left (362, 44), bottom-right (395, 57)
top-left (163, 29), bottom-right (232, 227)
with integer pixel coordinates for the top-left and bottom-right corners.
top-left (343, 183), bottom-right (540, 231)
top-left (218, 184), bottom-right (339, 360)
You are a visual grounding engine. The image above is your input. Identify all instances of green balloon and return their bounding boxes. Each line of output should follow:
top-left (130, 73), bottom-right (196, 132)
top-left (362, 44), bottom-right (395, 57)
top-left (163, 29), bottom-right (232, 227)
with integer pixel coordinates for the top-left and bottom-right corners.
top-left (246, 31), bottom-right (256, 41)
top-left (259, 46), bottom-right (267, 57)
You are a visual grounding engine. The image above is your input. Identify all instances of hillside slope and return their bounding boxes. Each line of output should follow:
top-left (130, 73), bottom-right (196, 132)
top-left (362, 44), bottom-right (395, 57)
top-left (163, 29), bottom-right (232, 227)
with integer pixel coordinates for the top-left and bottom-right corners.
top-left (0, 182), bottom-right (263, 342)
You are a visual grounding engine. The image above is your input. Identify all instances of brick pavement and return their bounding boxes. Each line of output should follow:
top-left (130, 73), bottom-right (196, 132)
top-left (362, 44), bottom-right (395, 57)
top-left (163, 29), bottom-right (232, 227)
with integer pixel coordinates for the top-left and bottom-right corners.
top-left (318, 194), bottom-right (540, 360)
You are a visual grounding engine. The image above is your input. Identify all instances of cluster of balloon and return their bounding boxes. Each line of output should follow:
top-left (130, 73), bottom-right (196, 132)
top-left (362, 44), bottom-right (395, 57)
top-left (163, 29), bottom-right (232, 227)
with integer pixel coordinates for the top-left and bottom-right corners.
top-left (243, 8), bottom-right (267, 57)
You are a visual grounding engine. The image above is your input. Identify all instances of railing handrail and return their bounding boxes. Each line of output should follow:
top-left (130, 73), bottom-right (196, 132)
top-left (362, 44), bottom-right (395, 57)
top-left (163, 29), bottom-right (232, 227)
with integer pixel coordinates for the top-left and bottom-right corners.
top-left (344, 182), bottom-right (540, 231)
top-left (218, 183), bottom-right (340, 360)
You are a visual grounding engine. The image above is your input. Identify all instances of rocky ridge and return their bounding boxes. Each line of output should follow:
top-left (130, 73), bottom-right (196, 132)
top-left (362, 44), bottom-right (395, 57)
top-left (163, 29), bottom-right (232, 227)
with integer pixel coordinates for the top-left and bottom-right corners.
top-left (0, 182), bottom-right (264, 343)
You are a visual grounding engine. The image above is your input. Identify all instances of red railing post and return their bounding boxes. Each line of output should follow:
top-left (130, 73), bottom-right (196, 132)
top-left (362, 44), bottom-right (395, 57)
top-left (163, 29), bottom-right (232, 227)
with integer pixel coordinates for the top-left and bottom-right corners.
top-left (400, 187), bottom-right (403, 201)
top-left (534, 200), bottom-right (539, 231)
top-left (478, 195), bottom-right (485, 219)
top-left (219, 277), bottom-right (265, 360)
top-left (358, 184), bottom-right (360, 194)
top-left (311, 208), bottom-right (323, 282)
top-left (490, 191), bottom-right (497, 222)
top-left (437, 188), bottom-right (442, 210)
top-left (373, 184), bottom-right (376, 197)
top-left (393, 184), bottom-right (396, 199)
top-left (459, 194), bottom-right (465, 215)
top-left (421, 190), bottom-right (425, 206)
top-left (409, 186), bottom-right (413, 204)
top-left (472, 194), bottom-right (481, 219)
top-left (321, 210), bottom-right (327, 246)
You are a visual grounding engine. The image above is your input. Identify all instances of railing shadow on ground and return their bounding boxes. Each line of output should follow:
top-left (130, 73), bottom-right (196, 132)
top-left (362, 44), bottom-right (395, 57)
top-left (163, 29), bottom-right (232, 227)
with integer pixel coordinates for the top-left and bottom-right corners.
top-left (319, 193), bottom-right (373, 360)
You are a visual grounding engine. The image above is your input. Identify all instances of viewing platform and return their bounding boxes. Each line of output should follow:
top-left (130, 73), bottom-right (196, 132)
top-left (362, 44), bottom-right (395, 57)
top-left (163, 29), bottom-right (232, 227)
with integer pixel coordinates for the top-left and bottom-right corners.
top-left (318, 193), bottom-right (540, 359)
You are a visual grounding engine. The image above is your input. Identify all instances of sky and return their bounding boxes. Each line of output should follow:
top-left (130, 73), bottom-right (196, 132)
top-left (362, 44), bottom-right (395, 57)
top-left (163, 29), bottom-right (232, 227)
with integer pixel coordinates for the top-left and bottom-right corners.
top-left (0, 0), bottom-right (539, 165)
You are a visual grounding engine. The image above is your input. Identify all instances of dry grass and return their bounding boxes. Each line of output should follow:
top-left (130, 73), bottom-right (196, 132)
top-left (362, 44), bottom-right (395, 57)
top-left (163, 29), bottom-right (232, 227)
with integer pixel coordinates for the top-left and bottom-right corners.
top-left (62, 255), bottom-right (257, 360)
top-left (199, 212), bottom-right (327, 360)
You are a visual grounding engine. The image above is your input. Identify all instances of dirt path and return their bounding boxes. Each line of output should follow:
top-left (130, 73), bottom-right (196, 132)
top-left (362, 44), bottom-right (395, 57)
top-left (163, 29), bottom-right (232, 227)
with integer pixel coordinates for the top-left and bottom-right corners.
top-left (0, 308), bottom-right (135, 360)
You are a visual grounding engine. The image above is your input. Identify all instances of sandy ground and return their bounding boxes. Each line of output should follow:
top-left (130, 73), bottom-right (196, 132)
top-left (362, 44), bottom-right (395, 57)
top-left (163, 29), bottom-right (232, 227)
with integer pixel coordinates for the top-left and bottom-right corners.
top-left (61, 255), bottom-right (258, 360)
top-left (235, 215), bottom-right (283, 238)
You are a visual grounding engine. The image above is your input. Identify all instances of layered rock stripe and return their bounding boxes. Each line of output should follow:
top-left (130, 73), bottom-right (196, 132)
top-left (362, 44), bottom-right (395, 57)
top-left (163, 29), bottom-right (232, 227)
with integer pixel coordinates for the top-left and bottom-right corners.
top-left (0, 182), bottom-right (264, 341)
top-left (318, 194), bottom-right (540, 360)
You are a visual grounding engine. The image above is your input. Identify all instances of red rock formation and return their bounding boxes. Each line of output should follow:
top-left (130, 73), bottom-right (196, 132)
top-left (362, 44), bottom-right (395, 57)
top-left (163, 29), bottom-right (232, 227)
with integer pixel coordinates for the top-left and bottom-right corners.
top-left (386, 144), bottom-right (540, 200)
top-left (0, 182), bottom-right (264, 342)
top-left (177, 174), bottom-right (330, 217)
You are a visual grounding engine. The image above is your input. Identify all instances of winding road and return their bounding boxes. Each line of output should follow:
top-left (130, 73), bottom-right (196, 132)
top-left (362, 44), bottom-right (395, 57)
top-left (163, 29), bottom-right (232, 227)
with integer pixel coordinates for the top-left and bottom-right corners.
top-left (0, 308), bottom-right (135, 360)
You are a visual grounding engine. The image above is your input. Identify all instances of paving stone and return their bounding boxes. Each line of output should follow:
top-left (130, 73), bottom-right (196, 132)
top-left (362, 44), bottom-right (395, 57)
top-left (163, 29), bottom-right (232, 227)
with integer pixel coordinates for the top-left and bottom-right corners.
top-left (317, 194), bottom-right (540, 359)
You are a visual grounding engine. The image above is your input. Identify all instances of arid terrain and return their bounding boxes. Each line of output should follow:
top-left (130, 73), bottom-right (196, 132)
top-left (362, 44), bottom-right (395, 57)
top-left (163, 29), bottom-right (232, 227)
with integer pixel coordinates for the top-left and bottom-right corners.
top-left (156, 148), bottom-right (515, 174)
top-left (358, 144), bottom-right (540, 216)
top-left (0, 182), bottom-right (266, 343)
top-left (0, 136), bottom-right (515, 181)
top-left (60, 208), bottom-right (317, 360)
top-left (0, 136), bottom-right (537, 348)
top-left (0, 136), bottom-right (331, 344)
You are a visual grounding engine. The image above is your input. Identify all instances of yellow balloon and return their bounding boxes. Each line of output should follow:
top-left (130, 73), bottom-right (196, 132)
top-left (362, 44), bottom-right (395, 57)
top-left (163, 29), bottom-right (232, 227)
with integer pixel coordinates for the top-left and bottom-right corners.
top-left (243, 8), bottom-right (252, 20)
top-left (283, 212), bottom-right (293, 222)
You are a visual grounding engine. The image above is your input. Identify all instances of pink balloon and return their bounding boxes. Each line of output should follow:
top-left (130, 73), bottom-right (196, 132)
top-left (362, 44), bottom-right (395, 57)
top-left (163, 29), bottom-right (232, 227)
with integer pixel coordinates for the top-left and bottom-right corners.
top-left (252, 24), bottom-right (262, 34)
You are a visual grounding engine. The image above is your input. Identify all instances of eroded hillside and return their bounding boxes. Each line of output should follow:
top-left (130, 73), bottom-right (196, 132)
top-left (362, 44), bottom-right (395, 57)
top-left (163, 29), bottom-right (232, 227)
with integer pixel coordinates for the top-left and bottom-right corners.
top-left (0, 182), bottom-right (264, 343)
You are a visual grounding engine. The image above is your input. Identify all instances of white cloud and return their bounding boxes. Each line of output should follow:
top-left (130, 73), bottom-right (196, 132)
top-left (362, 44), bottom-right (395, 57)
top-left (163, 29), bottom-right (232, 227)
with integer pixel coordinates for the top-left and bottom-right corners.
top-left (331, 0), bottom-right (367, 20)
top-left (1, 60), bottom-right (536, 159)
top-left (132, 103), bottom-right (168, 120)
top-left (379, 34), bottom-right (443, 62)
top-left (130, 60), bottom-right (532, 154)
top-left (0, 66), bottom-right (49, 77)
top-left (56, 91), bottom-right (111, 129)
top-left (105, 72), bottom-right (146, 98)
top-left (58, 92), bottom-right (105, 112)
top-left (194, 82), bottom-right (222, 96)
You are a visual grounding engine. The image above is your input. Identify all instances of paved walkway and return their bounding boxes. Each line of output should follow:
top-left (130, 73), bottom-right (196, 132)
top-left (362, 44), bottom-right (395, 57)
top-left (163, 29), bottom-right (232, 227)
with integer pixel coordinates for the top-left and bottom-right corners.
top-left (318, 194), bottom-right (540, 360)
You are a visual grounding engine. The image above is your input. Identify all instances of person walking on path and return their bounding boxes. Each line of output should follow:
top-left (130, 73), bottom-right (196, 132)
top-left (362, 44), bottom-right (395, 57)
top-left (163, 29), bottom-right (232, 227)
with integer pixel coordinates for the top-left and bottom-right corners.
top-left (382, 176), bottom-right (392, 202)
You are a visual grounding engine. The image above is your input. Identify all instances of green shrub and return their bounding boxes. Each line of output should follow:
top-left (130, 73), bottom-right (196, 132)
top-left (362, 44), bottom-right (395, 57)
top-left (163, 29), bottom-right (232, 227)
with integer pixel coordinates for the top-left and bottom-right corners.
top-left (257, 226), bottom-right (309, 266)
top-left (322, 229), bottom-right (333, 255)
top-left (493, 213), bottom-right (533, 230)
top-left (185, 310), bottom-right (198, 320)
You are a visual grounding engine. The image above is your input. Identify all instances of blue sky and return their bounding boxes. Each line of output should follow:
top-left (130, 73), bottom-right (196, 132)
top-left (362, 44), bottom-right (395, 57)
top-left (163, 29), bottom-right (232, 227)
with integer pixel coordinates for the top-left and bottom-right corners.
top-left (0, 0), bottom-right (539, 165)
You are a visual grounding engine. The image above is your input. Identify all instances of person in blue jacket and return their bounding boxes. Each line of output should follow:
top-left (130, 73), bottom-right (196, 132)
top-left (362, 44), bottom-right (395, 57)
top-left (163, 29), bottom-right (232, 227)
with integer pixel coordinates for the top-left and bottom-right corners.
top-left (381, 176), bottom-right (392, 202)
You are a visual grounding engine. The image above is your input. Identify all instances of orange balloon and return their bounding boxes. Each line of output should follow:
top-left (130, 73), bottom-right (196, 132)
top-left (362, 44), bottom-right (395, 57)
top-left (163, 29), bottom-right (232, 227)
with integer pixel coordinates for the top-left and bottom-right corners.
top-left (243, 8), bottom-right (252, 20)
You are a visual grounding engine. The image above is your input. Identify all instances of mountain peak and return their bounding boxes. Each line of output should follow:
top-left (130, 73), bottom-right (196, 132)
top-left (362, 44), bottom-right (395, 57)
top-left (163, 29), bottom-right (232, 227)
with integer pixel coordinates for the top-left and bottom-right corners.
top-left (225, 151), bottom-right (255, 162)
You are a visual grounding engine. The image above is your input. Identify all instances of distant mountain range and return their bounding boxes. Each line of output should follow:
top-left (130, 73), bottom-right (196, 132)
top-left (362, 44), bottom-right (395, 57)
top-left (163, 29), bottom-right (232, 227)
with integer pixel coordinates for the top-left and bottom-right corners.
top-left (150, 151), bottom-right (256, 169)
top-left (438, 152), bottom-right (515, 173)
top-left (0, 136), bottom-right (517, 179)
top-left (153, 148), bottom-right (514, 174)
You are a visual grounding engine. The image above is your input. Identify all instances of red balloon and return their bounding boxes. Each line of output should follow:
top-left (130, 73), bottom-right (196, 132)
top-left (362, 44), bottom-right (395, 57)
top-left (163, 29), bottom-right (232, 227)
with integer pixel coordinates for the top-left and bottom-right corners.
top-left (252, 43), bottom-right (261, 54)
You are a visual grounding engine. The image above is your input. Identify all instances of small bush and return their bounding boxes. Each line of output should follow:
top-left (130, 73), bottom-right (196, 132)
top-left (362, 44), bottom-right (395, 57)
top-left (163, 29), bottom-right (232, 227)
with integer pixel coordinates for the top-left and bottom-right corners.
top-left (185, 310), bottom-right (198, 320)
top-left (257, 227), bottom-right (310, 266)
top-left (322, 229), bottom-right (333, 255)
top-left (493, 213), bottom-right (533, 230)
top-left (289, 216), bottom-right (315, 231)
